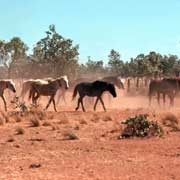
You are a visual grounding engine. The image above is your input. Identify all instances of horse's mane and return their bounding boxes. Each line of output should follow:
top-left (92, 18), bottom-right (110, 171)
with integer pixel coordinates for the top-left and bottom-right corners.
top-left (57, 75), bottom-right (68, 82)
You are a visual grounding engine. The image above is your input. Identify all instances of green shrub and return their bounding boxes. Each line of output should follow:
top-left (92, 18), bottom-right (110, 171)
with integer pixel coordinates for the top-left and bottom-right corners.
top-left (120, 114), bottom-right (163, 138)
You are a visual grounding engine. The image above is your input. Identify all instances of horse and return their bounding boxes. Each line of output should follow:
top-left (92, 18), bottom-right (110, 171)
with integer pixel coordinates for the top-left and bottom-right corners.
top-left (72, 80), bottom-right (117, 112)
top-left (0, 80), bottom-right (16, 111)
top-left (20, 79), bottom-right (48, 102)
top-left (148, 78), bottom-right (179, 106)
top-left (29, 76), bottom-right (69, 111)
top-left (100, 75), bottom-right (124, 89)
top-left (20, 76), bottom-right (68, 104)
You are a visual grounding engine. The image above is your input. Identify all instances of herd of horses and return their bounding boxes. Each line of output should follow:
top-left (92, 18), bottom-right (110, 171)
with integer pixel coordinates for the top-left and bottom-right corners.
top-left (0, 75), bottom-right (180, 112)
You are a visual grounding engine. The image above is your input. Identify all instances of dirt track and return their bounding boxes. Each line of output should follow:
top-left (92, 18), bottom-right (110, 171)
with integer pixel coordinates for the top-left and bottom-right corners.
top-left (0, 91), bottom-right (180, 180)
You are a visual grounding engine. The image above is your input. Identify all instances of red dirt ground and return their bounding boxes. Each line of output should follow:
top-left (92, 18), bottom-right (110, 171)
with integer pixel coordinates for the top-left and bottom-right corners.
top-left (0, 89), bottom-right (180, 180)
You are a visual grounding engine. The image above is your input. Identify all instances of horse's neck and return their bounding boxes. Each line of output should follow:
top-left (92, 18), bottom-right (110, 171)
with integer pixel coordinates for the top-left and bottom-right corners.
top-left (51, 81), bottom-right (60, 89)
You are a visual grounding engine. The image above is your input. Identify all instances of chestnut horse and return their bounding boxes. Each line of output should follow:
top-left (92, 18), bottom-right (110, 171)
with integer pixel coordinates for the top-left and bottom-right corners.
top-left (0, 80), bottom-right (16, 111)
top-left (148, 78), bottom-right (179, 106)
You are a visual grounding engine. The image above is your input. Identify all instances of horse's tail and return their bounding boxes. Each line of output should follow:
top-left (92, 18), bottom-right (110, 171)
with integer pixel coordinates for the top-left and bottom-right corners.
top-left (28, 88), bottom-right (33, 101)
top-left (72, 85), bottom-right (78, 100)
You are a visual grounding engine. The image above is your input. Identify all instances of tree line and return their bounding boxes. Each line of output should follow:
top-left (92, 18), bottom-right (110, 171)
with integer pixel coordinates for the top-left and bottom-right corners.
top-left (0, 24), bottom-right (180, 80)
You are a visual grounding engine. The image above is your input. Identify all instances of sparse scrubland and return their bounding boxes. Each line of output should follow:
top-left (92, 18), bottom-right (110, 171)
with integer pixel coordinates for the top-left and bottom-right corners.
top-left (0, 93), bottom-right (180, 180)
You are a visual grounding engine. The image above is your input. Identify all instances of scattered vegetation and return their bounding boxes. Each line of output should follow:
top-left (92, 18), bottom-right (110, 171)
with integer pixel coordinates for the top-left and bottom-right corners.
top-left (161, 112), bottom-right (180, 131)
top-left (103, 116), bottom-right (113, 122)
top-left (120, 114), bottom-right (164, 138)
top-left (58, 119), bottom-right (69, 124)
top-left (15, 127), bottom-right (25, 135)
top-left (62, 130), bottom-right (79, 140)
top-left (0, 111), bottom-right (9, 124)
top-left (29, 115), bottom-right (40, 127)
top-left (51, 124), bottom-right (59, 131)
top-left (11, 96), bottom-right (28, 112)
top-left (79, 118), bottom-right (87, 125)
top-left (42, 121), bottom-right (52, 127)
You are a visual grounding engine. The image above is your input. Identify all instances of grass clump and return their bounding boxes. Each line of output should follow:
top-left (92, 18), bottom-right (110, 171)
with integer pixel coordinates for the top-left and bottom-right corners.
top-left (120, 114), bottom-right (163, 138)
top-left (62, 130), bottom-right (79, 140)
top-left (29, 115), bottom-right (40, 127)
top-left (15, 127), bottom-right (25, 135)
top-left (161, 112), bottom-right (180, 131)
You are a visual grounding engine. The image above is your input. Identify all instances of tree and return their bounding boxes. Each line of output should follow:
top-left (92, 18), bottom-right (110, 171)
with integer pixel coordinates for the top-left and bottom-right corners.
top-left (0, 37), bottom-right (28, 78)
top-left (108, 49), bottom-right (124, 75)
top-left (33, 24), bottom-right (79, 78)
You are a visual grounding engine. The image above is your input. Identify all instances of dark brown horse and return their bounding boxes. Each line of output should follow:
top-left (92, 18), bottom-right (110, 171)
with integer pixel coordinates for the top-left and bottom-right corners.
top-left (72, 80), bottom-right (117, 112)
top-left (148, 78), bottom-right (179, 106)
top-left (29, 77), bottom-right (69, 111)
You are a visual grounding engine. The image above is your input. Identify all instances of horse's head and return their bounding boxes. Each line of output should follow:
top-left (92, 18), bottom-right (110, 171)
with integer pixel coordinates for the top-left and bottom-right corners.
top-left (7, 80), bottom-right (16, 93)
top-left (107, 83), bottom-right (117, 98)
top-left (58, 76), bottom-right (69, 90)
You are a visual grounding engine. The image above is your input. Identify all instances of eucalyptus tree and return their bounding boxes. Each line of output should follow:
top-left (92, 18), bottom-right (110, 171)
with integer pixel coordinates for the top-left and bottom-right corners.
top-left (33, 24), bottom-right (79, 78)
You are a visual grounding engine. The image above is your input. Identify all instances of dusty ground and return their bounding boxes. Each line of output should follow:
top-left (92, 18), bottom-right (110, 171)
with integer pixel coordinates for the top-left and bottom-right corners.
top-left (0, 89), bottom-right (180, 180)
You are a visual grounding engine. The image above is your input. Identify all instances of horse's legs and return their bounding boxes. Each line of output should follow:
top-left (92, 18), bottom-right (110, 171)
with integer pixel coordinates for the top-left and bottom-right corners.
top-left (75, 97), bottom-right (81, 111)
top-left (163, 93), bottom-right (166, 107)
top-left (149, 93), bottom-right (152, 106)
top-left (99, 97), bottom-right (106, 112)
top-left (157, 92), bottom-right (160, 106)
top-left (45, 96), bottom-right (54, 110)
top-left (33, 93), bottom-right (40, 105)
top-left (52, 98), bottom-right (57, 112)
top-left (80, 97), bottom-right (86, 112)
top-left (169, 94), bottom-right (174, 107)
top-left (94, 97), bottom-right (100, 111)
top-left (1, 95), bottom-right (7, 111)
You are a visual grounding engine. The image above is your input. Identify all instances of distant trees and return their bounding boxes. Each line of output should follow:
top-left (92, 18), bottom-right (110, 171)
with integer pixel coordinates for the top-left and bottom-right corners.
top-left (0, 37), bottom-right (28, 78)
top-left (77, 50), bottom-right (180, 79)
top-left (1, 24), bottom-right (180, 80)
top-left (77, 56), bottom-right (106, 79)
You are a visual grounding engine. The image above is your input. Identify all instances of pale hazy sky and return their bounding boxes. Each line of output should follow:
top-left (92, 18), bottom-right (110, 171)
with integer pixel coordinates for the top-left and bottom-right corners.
top-left (0, 0), bottom-right (180, 63)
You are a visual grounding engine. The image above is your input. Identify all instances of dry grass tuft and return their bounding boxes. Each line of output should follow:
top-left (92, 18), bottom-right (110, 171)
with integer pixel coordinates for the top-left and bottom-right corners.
top-left (160, 112), bottom-right (180, 131)
top-left (15, 127), bottom-right (25, 135)
top-left (42, 121), bottom-right (52, 127)
top-left (79, 118), bottom-right (87, 125)
top-left (58, 119), bottom-right (69, 124)
top-left (0, 115), bottom-right (5, 125)
top-left (51, 124), bottom-right (59, 131)
top-left (62, 130), bottom-right (79, 140)
top-left (0, 111), bottom-right (9, 124)
top-left (15, 115), bottom-right (23, 123)
top-left (29, 115), bottom-right (40, 127)
top-left (91, 115), bottom-right (100, 123)
top-left (103, 116), bottom-right (113, 122)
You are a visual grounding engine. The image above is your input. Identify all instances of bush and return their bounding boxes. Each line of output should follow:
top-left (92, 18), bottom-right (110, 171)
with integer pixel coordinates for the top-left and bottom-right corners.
top-left (120, 114), bottom-right (163, 138)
